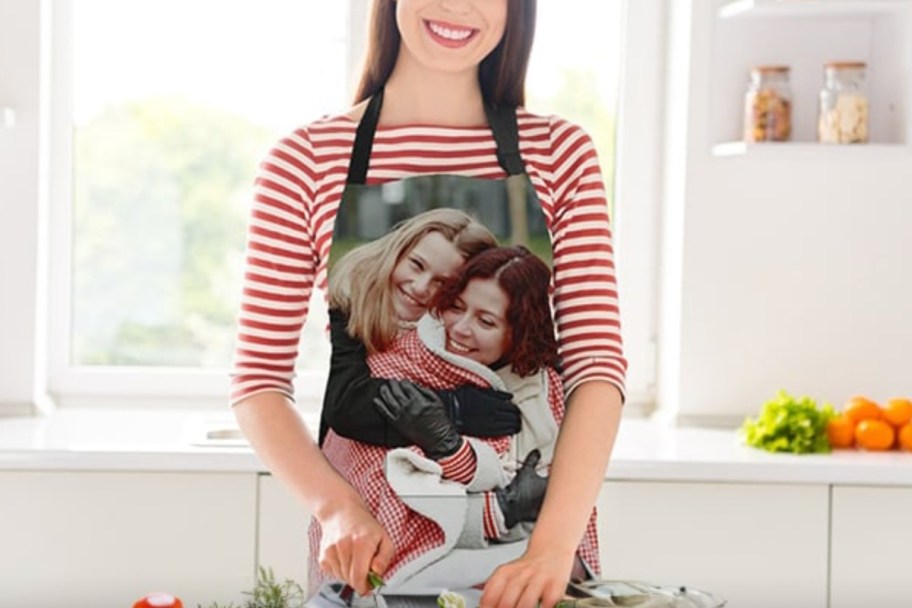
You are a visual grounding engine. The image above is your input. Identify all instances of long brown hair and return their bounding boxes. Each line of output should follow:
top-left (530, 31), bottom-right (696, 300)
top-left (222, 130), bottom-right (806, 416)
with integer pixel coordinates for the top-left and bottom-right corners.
top-left (353, 0), bottom-right (537, 107)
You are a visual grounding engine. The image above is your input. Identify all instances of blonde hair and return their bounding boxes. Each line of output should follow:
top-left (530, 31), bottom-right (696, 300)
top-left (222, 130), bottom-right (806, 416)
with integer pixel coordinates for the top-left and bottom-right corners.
top-left (329, 208), bottom-right (497, 353)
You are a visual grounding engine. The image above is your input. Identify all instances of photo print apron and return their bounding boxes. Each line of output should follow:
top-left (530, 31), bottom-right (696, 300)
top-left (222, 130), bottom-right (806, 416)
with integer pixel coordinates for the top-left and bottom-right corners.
top-left (311, 89), bottom-right (596, 605)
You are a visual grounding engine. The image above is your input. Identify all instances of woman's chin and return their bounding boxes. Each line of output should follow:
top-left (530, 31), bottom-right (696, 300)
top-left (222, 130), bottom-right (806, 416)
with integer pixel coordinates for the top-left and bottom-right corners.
top-left (393, 304), bottom-right (422, 324)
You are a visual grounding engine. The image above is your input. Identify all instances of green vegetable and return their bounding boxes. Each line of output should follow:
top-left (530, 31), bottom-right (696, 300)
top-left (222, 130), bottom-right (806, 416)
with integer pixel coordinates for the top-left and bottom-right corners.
top-left (198, 566), bottom-right (305, 608)
top-left (437, 590), bottom-right (468, 608)
top-left (368, 570), bottom-right (385, 590)
top-left (741, 390), bottom-right (835, 454)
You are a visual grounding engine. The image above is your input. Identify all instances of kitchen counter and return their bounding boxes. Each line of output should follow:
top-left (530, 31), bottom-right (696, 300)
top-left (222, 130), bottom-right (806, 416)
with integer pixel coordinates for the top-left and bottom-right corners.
top-left (1, 408), bottom-right (910, 485)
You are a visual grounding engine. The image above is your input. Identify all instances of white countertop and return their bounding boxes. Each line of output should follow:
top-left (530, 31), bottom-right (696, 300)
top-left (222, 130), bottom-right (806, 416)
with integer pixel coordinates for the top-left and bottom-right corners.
top-left (1, 408), bottom-right (910, 485)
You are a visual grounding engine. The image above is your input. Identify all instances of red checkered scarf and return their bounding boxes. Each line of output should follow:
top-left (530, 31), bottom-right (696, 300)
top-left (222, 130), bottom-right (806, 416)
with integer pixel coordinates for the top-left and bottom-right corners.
top-left (308, 330), bottom-right (600, 593)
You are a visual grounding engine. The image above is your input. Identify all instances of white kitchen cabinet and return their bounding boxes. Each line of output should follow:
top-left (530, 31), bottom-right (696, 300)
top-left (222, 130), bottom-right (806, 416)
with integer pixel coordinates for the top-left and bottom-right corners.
top-left (257, 473), bottom-right (312, 589)
top-left (597, 481), bottom-right (830, 607)
top-left (830, 485), bottom-right (912, 608)
top-left (0, 471), bottom-right (257, 608)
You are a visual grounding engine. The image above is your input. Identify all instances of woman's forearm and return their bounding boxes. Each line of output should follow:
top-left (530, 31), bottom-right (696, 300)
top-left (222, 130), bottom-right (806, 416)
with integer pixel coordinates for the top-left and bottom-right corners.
top-left (235, 391), bottom-right (397, 589)
top-left (233, 391), bottom-right (366, 519)
top-left (526, 381), bottom-right (622, 556)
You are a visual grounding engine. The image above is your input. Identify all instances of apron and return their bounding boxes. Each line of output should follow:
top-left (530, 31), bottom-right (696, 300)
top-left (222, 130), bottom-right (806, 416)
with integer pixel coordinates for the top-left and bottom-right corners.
top-left (312, 88), bottom-right (568, 605)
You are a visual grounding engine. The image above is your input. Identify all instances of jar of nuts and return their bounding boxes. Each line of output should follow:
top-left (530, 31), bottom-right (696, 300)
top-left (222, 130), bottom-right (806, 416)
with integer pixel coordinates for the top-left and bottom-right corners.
top-left (818, 61), bottom-right (869, 144)
top-left (744, 65), bottom-right (792, 143)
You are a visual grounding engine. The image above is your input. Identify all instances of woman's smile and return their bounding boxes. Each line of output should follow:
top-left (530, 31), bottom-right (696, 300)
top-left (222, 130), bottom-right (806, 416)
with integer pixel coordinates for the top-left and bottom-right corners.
top-left (397, 285), bottom-right (426, 314)
top-left (446, 336), bottom-right (473, 355)
top-left (424, 19), bottom-right (479, 48)
top-left (394, 0), bottom-right (508, 77)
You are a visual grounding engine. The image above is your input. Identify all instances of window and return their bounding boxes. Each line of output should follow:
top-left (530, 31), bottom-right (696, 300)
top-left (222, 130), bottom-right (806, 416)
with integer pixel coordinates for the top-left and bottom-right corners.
top-left (44, 0), bottom-right (662, 408)
top-left (50, 0), bottom-right (350, 404)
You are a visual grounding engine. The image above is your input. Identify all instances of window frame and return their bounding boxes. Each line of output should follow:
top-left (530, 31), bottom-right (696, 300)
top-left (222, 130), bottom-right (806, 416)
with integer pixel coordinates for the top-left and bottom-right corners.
top-left (612, 0), bottom-right (666, 410)
top-left (44, 0), bottom-right (347, 407)
top-left (41, 0), bottom-right (664, 410)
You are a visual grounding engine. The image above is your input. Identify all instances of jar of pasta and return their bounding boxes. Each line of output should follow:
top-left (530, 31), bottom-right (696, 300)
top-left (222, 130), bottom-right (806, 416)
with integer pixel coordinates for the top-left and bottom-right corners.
top-left (743, 65), bottom-right (792, 142)
top-left (818, 61), bottom-right (869, 143)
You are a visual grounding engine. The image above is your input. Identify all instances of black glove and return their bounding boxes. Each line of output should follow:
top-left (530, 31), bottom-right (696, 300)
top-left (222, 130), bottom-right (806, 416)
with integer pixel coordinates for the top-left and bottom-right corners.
top-left (373, 379), bottom-right (463, 460)
top-left (495, 449), bottom-right (548, 529)
top-left (439, 386), bottom-right (522, 438)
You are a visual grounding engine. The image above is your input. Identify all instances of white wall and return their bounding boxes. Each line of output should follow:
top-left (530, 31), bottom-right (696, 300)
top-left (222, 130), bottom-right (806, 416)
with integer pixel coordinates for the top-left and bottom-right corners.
top-left (0, 0), bottom-right (41, 411)
top-left (656, 0), bottom-right (912, 424)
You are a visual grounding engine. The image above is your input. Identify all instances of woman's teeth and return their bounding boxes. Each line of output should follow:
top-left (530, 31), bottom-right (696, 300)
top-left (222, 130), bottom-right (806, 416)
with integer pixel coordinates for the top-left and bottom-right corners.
top-left (401, 289), bottom-right (423, 307)
top-left (427, 21), bottom-right (474, 41)
top-left (448, 339), bottom-right (472, 354)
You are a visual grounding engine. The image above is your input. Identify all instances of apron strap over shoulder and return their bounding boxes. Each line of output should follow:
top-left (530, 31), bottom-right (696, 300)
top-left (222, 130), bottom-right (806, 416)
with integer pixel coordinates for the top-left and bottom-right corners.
top-left (347, 88), bottom-right (384, 186)
top-left (483, 103), bottom-right (526, 176)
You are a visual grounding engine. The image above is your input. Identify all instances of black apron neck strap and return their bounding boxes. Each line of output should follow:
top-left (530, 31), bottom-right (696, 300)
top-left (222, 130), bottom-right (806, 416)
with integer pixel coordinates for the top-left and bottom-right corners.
top-left (346, 88), bottom-right (526, 185)
top-left (347, 88), bottom-right (384, 186)
top-left (483, 103), bottom-right (526, 176)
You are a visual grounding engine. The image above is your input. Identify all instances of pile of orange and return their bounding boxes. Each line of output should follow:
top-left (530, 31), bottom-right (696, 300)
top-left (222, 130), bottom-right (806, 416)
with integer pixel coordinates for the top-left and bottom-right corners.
top-left (827, 395), bottom-right (912, 452)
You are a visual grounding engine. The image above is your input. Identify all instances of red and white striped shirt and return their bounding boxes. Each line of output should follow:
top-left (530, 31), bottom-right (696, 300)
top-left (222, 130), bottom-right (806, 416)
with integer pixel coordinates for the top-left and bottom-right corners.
top-left (230, 109), bottom-right (627, 404)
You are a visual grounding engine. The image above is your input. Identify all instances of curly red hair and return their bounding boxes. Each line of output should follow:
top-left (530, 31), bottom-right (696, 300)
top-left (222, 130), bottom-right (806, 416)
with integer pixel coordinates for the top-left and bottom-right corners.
top-left (431, 246), bottom-right (558, 377)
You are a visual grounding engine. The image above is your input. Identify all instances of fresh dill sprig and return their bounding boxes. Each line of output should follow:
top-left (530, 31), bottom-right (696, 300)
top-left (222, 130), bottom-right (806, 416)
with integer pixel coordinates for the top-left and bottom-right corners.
top-left (198, 566), bottom-right (305, 608)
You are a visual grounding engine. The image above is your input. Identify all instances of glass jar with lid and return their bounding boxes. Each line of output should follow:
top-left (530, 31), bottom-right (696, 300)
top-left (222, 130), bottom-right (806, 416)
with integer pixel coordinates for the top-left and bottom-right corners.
top-left (818, 61), bottom-right (869, 144)
top-left (743, 65), bottom-right (792, 143)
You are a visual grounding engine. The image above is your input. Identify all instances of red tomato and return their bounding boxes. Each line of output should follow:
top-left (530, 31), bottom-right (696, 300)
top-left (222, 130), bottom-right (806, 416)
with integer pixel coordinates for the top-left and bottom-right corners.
top-left (133, 592), bottom-right (183, 608)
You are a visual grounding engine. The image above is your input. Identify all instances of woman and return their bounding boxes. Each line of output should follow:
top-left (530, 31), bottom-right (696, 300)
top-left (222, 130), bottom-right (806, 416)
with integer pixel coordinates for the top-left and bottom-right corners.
top-left (378, 245), bottom-right (566, 480)
top-left (231, 0), bottom-right (627, 605)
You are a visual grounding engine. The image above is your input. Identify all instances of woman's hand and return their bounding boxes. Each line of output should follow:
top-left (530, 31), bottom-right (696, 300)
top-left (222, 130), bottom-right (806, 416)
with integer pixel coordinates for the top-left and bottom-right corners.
top-left (495, 449), bottom-right (547, 528)
top-left (439, 386), bottom-right (521, 438)
top-left (317, 499), bottom-right (395, 596)
top-left (479, 547), bottom-right (575, 608)
top-left (373, 379), bottom-right (462, 459)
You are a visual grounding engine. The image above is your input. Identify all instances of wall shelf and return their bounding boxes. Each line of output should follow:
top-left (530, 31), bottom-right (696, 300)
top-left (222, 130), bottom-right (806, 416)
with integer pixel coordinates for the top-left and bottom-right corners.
top-left (712, 140), bottom-right (912, 157)
top-left (719, 0), bottom-right (912, 20)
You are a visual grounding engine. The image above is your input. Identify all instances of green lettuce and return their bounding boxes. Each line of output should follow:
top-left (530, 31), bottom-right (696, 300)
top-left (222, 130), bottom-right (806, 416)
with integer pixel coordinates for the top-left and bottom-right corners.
top-left (741, 390), bottom-right (835, 454)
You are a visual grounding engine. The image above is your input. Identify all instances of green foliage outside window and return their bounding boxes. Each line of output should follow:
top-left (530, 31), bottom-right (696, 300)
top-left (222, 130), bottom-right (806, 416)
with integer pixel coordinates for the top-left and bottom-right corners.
top-left (73, 97), bottom-right (271, 366)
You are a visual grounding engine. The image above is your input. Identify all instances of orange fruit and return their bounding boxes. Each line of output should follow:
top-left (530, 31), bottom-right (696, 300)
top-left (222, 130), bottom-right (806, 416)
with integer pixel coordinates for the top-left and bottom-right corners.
top-left (826, 415), bottom-right (855, 448)
top-left (854, 419), bottom-right (896, 451)
top-left (883, 397), bottom-right (912, 428)
top-left (899, 423), bottom-right (912, 452)
top-left (843, 396), bottom-right (883, 425)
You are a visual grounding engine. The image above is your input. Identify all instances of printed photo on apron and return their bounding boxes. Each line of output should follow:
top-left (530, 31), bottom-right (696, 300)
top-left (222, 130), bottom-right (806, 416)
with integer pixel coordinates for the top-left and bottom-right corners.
top-left (310, 89), bottom-right (597, 597)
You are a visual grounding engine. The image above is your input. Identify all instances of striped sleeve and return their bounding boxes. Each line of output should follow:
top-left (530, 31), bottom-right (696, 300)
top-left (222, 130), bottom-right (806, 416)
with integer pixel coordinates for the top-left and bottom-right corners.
top-left (482, 491), bottom-right (505, 539)
top-left (547, 117), bottom-right (628, 399)
top-left (229, 128), bottom-right (319, 405)
top-left (436, 439), bottom-right (477, 484)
